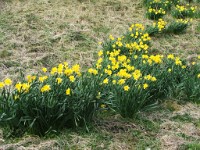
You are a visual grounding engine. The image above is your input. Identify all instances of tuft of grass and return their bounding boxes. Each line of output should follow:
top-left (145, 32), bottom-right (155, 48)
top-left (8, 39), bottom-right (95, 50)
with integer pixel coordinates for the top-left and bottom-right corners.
top-left (181, 143), bottom-right (200, 150)
top-left (0, 50), bottom-right (12, 58)
top-left (172, 113), bottom-right (194, 122)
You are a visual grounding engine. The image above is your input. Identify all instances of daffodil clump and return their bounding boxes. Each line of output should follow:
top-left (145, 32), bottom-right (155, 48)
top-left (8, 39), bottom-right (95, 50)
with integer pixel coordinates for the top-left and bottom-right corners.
top-left (0, 63), bottom-right (101, 136)
top-left (0, 22), bottom-right (200, 136)
top-left (148, 0), bottom-right (172, 11)
top-left (172, 5), bottom-right (198, 18)
top-left (146, 18), bottom-right (190, 35)
top-left (147, 7), bottom-right (166, 20)
top-left (94, 23), bottom-right (200, 117)
top-left (103, 24), bottom-right (151, 56)
top-left (153, 18), bottom-right (167, 31)
top-left (144, 0), bottom-right (174, 20)
top-left (146, 18), bottom-right (167, 35)
top-left (164, 18), bottom-right (190, 34)
top-left (146, 18), bottom-right (167, 36)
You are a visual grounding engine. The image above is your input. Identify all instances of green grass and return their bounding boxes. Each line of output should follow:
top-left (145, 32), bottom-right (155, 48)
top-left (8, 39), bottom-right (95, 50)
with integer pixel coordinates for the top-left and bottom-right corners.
top-left (0, 0), bottom-right (200, 149)
top-left (179, 143), bottom-right (200, 150)
top-left (172, 114), bottom-right (194, 123)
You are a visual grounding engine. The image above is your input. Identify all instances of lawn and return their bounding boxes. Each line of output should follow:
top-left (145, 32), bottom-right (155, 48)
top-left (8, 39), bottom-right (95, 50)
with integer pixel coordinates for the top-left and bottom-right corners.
top-left (0, 0), bottom-right (200, 149)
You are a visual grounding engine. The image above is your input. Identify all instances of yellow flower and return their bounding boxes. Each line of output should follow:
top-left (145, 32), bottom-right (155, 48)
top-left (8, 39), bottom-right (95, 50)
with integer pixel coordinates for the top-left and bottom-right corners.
top-left (192, 62), bottom-right (196, 65)
top-left (42, 67), bottom-right (47, 73)
top-left (98, 50), bottom-right (103, 57)
top-left (134, 55), bottom-right (138, 59)
top-left (4, 78), bottom-right (12, 86)
top-left (72, 64), bottom-right (80, 74)
top-left (56, 78), bottom-right (62, 84)
top-left (0, 82), bottom-right (5, 89)
top-left (198, 55), bottom-right (200, 59)
top-left (124, 85), bottom-right (130, 91)
top-left (150, 55), bottom-right (162, 64)
top-left (109, 35), bottom-right (114, 40)
top-left (100, 104), bottom-right (106, 108)
top-left (132, 70), bottom-right (142, 81)
top-left (64, 69), bottom-right (73, 76)
top-left (103, 78), bottom-right (109, 84)
top-left (66, 88), bottom-right (71, 95)
top-left (182, 65), bottom-right (186, 69)
top-left (198, 74), bottom-right (200, 78)
top-left (15, 82), bottom-right (22, 92)
top-left (151, 77), bottom-right (157, 81)
top-left (167, 54), bottom-right (175, 60)
top-left (26, 75), bottom-right (36, 83)
top-left (39, 76), bottom-right (48, 83)
top-left (69, 76), bottom-right (75, 82)
top-left (118, 79), bottom-right (126, 85)
top-left (57, 67), bottom-right (63, 74)
top-left (143, 83), bottom-right (149, 89)
top-left (96, 92), bottom-right (101, 99)
top-left (168, 68), bottom-right (172, 72)
top-left (175, 57), bottom-right (182, 66)
top-left (112, 80), bottom-right (116, 84)
top-left (105, 69), bottom-right (112, 76)
top-left (51, 67), bottom-right (57, 75)
top-left (88, 68), bottom-right (98, 75)
top-left (63, 62), bottom-right (68, 68)
top-left (22, 83), bottom-right (30, 93)
top-left (14, 95), bottom-right (20, 100)
top-left (41, 85), bottom-right (51, 93)
top-left (32, 76), bottom-right (36, 81)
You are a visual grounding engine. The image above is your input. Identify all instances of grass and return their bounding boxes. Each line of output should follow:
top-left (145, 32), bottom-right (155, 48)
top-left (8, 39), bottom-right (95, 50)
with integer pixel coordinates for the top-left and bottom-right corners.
top-left (0, 101), bottom-right (200, 149)
top-left (0, 0), bottom-right (147, 80)
top-left (0, 0), bottom-right (199, 81)
top-left (0, 0), bottom-right (200, 149)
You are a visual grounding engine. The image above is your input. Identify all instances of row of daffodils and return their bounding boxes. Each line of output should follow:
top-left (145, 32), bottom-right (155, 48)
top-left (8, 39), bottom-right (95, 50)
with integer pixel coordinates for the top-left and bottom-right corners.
top-left (0, 23), bottom-right (199, 136)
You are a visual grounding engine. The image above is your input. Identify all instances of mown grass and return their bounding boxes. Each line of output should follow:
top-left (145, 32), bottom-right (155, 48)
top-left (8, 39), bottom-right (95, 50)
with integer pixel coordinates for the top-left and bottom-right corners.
top-left (0, 0), bottom-right (200, 149)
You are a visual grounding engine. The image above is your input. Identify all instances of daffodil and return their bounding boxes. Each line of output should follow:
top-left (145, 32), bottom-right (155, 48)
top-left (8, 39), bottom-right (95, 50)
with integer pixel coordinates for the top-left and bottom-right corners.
top-left (41, 85), bottom-right (51, 93)
top-left (103, 78), bottom-right (109, 84)
top-left (42, 67), bottom-right (47, 73)
top-left (4, 78), bottom-right (12, 86)
top-left (0, 82), bottom-right (5, 89)
top-left (143, 83), bottom-right (149, 89)
top-left (56, 78), bottom-right (62, 84)
top-left (124, 85), bottom-right (130, 91)
top-left (66, 88), bottom-right (71, 96)
top-left (69, 76), bottom-right (75, 82)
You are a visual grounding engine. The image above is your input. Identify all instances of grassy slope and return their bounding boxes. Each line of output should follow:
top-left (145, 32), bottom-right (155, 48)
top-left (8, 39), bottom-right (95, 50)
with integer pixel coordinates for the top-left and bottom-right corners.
top-left (1, 0), bottom-right (199, 80)
top-left (0, 0), bottom-right (200, 149)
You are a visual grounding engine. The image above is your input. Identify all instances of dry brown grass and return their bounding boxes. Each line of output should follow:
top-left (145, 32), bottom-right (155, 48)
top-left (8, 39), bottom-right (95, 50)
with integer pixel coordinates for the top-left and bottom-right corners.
top-left (0, 0), bottom-right (200, 149)
top-left (0, 0), bottom-right (147, 80)
top-left (0, 0), bottom-right (199, 80)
